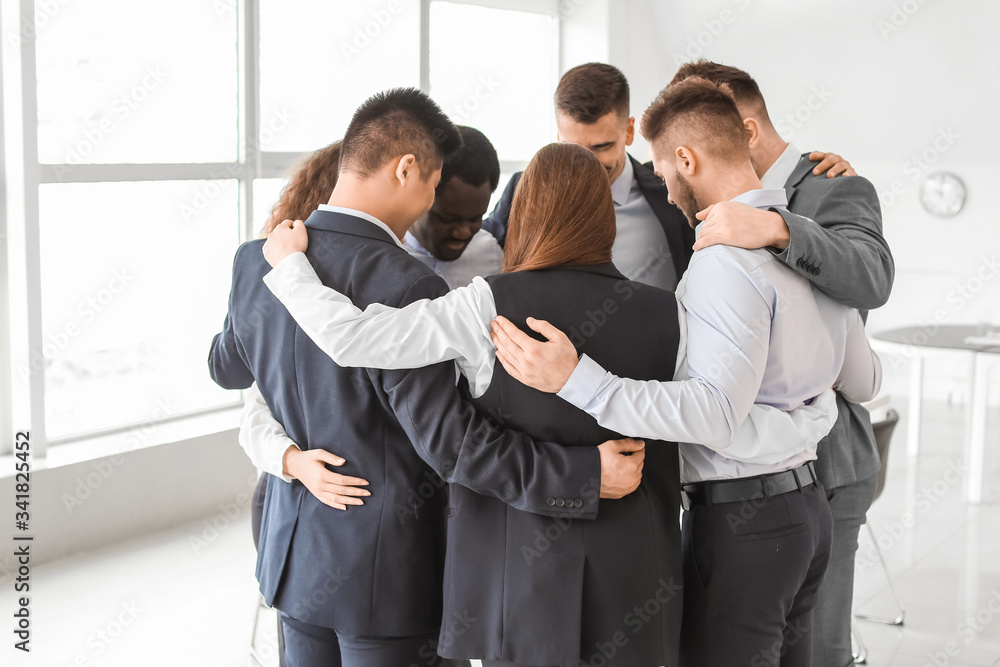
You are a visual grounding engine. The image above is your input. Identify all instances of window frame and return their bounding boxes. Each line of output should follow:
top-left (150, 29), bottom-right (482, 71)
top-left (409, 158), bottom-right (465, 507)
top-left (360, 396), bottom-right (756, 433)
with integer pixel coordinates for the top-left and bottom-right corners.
top-left (1, 0), bottom-right (560, 458)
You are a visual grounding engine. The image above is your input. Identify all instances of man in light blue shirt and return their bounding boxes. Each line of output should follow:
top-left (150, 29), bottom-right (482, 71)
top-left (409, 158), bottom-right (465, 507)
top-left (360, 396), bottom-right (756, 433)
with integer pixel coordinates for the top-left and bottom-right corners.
top-left (404, 125), bottom-right (503, 289)
top-left (490, 77), bottom-right (881, 667)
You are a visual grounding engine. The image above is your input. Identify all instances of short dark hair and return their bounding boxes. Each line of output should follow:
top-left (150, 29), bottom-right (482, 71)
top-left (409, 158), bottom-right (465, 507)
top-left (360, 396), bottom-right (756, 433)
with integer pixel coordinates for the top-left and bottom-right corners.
top-left (669, 60), bottom-right (771, 123)
top-left (640, 77), bottom-right (749, 161)
top-left (439, 125), bottom-right (501, 194)
top-left (554, 62), bottom-right (630, 124)
top-left (340, 87), bottom-right (462, 179)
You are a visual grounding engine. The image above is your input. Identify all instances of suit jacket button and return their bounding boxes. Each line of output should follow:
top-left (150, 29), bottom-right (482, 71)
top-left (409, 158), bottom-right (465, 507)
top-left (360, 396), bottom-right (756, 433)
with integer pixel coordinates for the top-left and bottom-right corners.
top-left (574, 499), bottom-right (583, 508)
top-left (546, 497), bottom-right (556, 507)
top-left (556, 498), bottom-right (566, 507)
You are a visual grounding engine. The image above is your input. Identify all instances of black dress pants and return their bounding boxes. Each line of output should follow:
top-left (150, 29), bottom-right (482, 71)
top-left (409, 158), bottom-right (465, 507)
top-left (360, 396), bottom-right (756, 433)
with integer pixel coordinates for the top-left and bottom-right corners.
top-left (679, 481), bottom-right (833, 667)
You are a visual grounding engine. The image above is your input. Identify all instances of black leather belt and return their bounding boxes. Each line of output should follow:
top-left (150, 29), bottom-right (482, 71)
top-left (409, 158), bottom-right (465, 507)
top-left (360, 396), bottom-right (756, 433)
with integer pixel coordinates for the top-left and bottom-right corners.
top-left (681, 462), bottom-right (818, 510)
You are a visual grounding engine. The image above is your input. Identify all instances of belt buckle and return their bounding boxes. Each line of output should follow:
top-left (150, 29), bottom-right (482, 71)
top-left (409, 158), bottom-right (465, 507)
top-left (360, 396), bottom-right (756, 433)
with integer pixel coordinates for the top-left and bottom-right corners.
top-left (681, 489), bottom-right (692, 511)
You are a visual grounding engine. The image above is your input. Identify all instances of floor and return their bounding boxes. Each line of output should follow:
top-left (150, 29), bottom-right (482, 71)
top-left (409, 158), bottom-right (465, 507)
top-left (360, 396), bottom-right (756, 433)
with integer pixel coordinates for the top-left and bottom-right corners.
top-left (2, 398), bottom-right (998, 667)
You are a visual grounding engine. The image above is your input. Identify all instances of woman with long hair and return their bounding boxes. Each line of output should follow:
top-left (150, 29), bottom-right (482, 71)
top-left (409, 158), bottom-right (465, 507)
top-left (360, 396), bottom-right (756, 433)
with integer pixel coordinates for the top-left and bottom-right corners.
top-left (250, 142), bottom-right (684, 667)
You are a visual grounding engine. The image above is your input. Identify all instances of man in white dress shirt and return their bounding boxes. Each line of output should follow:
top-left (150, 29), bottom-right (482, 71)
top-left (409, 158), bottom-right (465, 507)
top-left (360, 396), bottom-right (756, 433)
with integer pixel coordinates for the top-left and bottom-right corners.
top-left (404, 125), bottom-right (504, 289)
top-left (489, 77), bottom-right (882, 667)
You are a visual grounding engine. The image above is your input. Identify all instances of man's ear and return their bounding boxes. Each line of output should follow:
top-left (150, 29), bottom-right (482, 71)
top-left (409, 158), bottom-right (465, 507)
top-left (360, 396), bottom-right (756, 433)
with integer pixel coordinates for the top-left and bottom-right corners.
top-left (675, 145), bottom-right (697, 175)
top-left (394, 154), bottom-right (418, 185)
top-left (744, 117), bottom-right (762, 150)
top-left (624, 117), bottom-right (635, 146)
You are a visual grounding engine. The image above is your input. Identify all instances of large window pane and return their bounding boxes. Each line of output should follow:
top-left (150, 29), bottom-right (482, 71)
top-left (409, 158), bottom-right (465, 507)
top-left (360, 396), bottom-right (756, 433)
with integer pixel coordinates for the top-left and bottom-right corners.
top-left (38, 181), bottom-right (242, 439)
top-left (430, 2), bottom-right (559, 162)
top-left (253, 177), bottom-right (288, 236)
top-left (259, 0), bottom-right (420, 152)
top-left (36, 0), bottom-right (238, 165)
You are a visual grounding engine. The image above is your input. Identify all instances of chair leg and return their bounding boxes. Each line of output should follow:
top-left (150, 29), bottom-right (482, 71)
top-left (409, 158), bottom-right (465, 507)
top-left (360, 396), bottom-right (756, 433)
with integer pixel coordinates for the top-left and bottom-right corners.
top-left (852, 617), bottom-right (869, 664)
top-left (855, 522), bottom-right (906, 626)
top-left (249, 594), bottom-right (268, 666)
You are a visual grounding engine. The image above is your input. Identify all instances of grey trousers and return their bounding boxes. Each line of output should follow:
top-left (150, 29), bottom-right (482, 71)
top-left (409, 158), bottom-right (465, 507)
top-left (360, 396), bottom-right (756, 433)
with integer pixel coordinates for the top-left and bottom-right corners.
top-left (811, 473), bottom-right (878, 667)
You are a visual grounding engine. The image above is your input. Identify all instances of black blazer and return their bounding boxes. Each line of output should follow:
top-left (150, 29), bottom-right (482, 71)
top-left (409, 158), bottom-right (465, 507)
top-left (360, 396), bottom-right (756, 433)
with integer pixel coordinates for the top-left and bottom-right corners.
top-left (438, 264), bottom-right (683, 667)
top-left (208, 210), bottom-right (601, 636)
top-left (483, 154), bottom-right (695, 285)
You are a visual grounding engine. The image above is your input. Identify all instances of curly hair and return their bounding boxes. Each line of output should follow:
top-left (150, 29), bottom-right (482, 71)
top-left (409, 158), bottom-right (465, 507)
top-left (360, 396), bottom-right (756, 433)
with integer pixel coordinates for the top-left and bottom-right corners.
top-left (260, 141), bottom-right (342, 237)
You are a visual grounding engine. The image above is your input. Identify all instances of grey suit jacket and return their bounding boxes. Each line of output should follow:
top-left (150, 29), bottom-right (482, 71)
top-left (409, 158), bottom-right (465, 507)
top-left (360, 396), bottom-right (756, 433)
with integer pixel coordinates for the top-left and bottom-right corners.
top-left (774, 155), bottom-right (895, 488)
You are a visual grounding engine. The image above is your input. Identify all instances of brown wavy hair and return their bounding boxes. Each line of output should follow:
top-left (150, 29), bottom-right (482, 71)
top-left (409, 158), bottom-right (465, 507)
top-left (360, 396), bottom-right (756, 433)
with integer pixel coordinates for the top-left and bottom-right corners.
top-left (503, 142), bottom-right (616, 273)
top-left (259, 141), bottom-right (342, 237)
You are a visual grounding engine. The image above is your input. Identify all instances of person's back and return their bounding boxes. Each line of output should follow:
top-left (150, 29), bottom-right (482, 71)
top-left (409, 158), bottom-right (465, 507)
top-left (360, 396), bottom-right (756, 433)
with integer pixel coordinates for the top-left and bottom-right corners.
top-left (439, 265), bottom-right (682, 667)
top-left (225, 219), bottom-right (452, 632)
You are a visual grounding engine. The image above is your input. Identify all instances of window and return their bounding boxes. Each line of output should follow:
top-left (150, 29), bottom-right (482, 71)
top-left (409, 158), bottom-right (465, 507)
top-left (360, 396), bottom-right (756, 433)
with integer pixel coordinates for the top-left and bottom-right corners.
top-left (1, 0), bottom-right (562, 457)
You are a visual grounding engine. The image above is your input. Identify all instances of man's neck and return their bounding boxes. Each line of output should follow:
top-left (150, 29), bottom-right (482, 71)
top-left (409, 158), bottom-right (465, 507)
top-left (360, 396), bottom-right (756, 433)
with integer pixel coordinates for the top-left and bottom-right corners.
top-left (751, 131), bottom-right (789, 179)
top-left (700, 165), bottom-right (764, 207)
top-left (327, 176), bottom-right (410, 242)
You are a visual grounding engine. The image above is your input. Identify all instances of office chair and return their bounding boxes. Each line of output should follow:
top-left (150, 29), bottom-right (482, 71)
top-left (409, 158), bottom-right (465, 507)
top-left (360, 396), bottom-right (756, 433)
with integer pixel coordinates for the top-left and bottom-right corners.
top-left (852, 408), bottom-right (905, 663)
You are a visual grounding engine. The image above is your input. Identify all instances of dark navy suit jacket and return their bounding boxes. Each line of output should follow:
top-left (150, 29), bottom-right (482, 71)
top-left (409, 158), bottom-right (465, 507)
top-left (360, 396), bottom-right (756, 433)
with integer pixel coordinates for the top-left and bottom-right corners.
top-left (483, 154), bottom-right (695, 286)
top-left (208, 210), bottom-right (601, 636)
top-left (438, 265), bottom-right (683, 667)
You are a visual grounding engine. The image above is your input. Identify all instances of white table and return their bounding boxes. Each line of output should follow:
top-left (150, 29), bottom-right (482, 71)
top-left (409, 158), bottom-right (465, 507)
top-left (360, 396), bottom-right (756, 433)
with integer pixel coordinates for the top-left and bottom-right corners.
top-left (873, 325), bottom-right (999, 504)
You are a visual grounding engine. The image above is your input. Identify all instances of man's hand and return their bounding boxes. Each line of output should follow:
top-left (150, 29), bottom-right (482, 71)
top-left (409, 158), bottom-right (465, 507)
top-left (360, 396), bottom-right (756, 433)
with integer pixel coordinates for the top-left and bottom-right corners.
top-left (282, 446), bottom-right (370, 511)
top-left (490, 316), bottom-right (578, 393)
top-left (693, 201), bottom-right (790, 252)
top-left (808, 151), bottom-right (857, 178)
top-left (263, 219), bottom-right (308, 267)
top-left (598, 438), bottom-right (645, 499)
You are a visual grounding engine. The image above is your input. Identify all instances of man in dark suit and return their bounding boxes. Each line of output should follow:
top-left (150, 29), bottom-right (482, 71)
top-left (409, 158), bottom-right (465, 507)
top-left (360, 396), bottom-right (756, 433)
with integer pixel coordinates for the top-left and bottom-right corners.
top-left (483, 62), bottom-right (694, 290)
top-left (669, 61), bottom-right (894, 667)
top-left (208, 88), bottom-right (644, 666)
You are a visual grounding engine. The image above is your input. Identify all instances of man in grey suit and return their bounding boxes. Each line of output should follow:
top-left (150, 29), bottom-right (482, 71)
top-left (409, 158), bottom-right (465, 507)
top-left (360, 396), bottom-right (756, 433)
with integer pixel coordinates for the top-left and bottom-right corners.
top-left (669, 61), bottom-right (894, 667)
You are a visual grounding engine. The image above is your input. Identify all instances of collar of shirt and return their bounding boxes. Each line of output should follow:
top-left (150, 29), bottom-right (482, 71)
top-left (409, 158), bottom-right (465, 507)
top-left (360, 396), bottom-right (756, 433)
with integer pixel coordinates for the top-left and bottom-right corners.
top-left (759, 142), bottom-right (801, 190)
top-left (693, 188), bottom-right (789, 240)
top-left (317, 204), bottom-right (405, 249)
top-left (403, 230), bottom-right (433, 258)
top-left (610, 154), bottom-right (635, 206)
top-left (730, 188), bottom-right (789, 211)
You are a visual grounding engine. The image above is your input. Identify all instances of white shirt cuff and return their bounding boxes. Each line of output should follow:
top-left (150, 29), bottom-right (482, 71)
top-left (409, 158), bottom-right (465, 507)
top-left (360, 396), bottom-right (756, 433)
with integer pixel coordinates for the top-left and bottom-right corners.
top-left (557, 354), bottom-right (609, 409)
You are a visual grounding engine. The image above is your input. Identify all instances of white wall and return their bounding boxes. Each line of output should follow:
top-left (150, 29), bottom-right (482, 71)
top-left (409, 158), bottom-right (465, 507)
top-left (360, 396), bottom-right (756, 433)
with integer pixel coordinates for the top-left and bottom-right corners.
top-left (0, 429), bottom-right (257, 573)
top-left (609, 0), bottom-right (1000, 404)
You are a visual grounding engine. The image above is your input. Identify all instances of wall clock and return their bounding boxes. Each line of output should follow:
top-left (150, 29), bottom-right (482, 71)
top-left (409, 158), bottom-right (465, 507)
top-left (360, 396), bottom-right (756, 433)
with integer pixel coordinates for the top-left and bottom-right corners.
top-left (919, 171), bottom-right (966, 217)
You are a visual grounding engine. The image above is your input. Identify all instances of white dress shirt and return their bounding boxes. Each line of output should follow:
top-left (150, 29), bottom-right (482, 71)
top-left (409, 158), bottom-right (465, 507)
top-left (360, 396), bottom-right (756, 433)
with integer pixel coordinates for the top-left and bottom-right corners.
top-left (557, 188), bottom-right (882, 483)
top-left (403, 228), bottom-right (504, 290)
top-left (243, 208), bottom-right (856, 479)
top-left (610, 157), bottom-right (678, 290)
top-left (759, 142), bottom-right (802, 190)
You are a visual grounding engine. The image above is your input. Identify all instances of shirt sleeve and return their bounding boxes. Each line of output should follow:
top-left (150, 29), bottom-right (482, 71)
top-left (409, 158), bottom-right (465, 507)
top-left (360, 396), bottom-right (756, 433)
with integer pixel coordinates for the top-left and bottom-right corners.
top-left (833, 311), bottom-right (883, 404)
top-left (558, 250), bottom-right (774, 452)
top-left (239, 382), bottom-right (298, 482)
top-left (263, 252), bottom-right (499, 398)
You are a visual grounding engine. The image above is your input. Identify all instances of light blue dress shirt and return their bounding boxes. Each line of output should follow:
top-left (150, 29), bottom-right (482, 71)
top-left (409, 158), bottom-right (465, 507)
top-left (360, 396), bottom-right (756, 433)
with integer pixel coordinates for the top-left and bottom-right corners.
top-left (403, 229), bottom-right (504, 290)
top-left (557, 188), bottom-right (882, 482)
